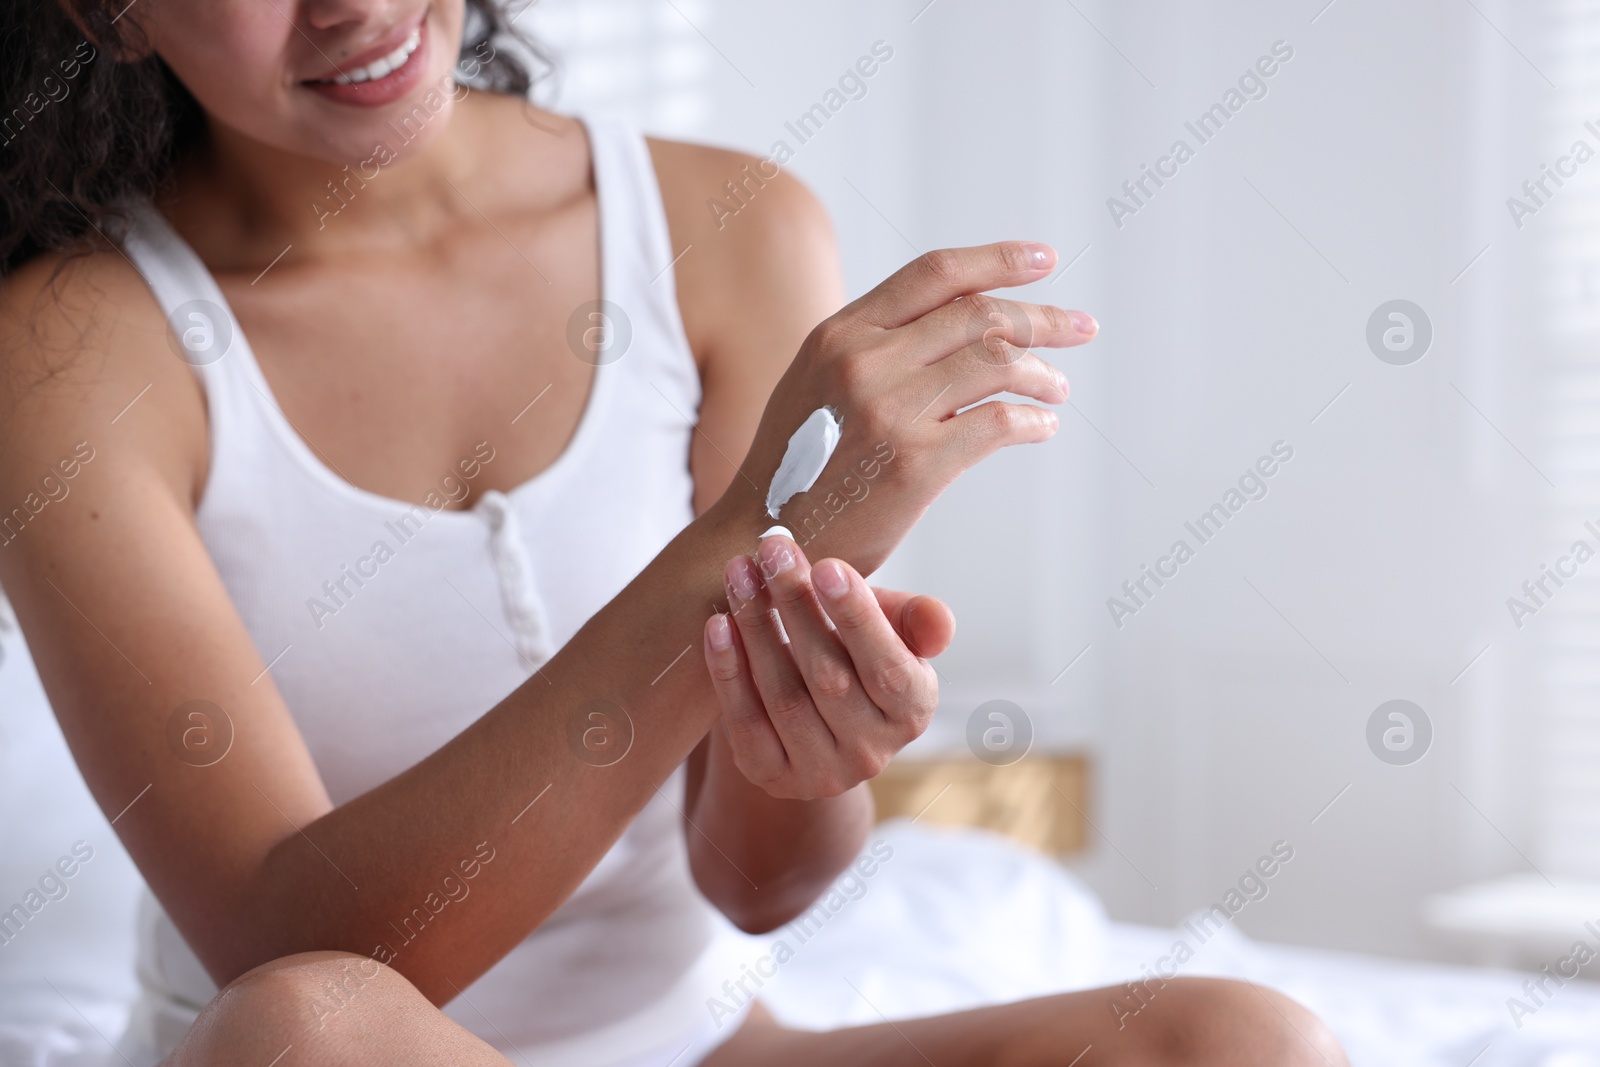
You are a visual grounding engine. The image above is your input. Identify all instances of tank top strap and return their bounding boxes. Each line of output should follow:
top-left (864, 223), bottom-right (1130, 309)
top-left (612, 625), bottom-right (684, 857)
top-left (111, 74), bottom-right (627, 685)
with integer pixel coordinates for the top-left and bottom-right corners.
top-left (583, 116), bottom-right (702, 417)
top-left (117, 201), bottom-right (290, 535)
top-left (117, 200), bottom-right (247, 377)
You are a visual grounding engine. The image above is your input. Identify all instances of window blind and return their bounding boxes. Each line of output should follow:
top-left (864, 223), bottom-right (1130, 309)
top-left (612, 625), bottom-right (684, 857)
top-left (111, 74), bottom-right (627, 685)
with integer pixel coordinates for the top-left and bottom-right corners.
top-left (1536, 0), bottom-right (1600, 879)
top-left (517, 0), bottom-right (715, 134)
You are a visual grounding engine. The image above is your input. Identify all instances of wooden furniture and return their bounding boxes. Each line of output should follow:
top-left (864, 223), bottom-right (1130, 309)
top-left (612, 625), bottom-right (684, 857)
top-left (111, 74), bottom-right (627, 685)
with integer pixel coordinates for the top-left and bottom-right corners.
top-left (866, 753), bottom-right (1091, 857)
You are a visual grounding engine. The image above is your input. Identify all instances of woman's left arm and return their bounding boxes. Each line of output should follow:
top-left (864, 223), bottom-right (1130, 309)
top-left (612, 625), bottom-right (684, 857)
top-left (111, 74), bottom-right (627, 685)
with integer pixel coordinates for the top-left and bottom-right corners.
top-left (653, 140), bottom-right (946, 931)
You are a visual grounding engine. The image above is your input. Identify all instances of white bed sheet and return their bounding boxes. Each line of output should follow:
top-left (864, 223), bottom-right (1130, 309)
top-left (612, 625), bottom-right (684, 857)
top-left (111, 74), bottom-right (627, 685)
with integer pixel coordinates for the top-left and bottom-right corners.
top-left (1098, 923), bottom-right (1600, 1067)
top-left (4, 617), bottom-right (1597, 1066)
top-left (741, 822), bottom-right (1600, 1066)
top-left (0, 609), bottom-right (141, 1067)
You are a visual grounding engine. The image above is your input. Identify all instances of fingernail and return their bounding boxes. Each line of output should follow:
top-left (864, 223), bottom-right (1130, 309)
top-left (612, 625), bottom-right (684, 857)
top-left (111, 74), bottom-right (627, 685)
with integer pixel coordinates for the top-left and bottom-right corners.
top-left (708, 613), bottom-right (732, 651)
top-left (814, 560), bottom-right (849, 600)
top-left (1021, 242), bottom-right (1056, 270)
top-left (727, 557), bottom-right (759, 602)
top-left (1069, 310), bottom-right (1097, 335)
top-left (758, 535), bottom-right (796, 579)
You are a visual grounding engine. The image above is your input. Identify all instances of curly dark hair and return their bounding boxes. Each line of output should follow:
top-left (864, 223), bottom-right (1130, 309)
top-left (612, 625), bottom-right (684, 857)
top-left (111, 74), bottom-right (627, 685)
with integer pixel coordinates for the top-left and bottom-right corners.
top-left (0, 1), bottom-right (547, 277)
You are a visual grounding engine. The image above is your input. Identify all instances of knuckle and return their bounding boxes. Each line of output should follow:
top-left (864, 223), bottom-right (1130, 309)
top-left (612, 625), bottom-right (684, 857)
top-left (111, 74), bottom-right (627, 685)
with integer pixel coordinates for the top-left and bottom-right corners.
top-left (920, 248), bottom-right (963, 286)
top-left (893, 715), bottom-right (930, 750)
top-left (1025, 354), bottom-right (1059, 389)
top-left (709, 656), bottom-right (745, 687)
top-left (997, 241), bottom-right (1031, 274)
top-left (817, 771), bottom-right (854, 799)
top-left (986, 402), bottom-right (1021, 435)
top-left (735, 602), bottom-right (778, 638)
top-left (732, 591), bottom-right (777, 627)
top-left (1039, 303), bottom-right (1069, 338)
top-left (808, 660), bottom-right (856, 702)
top-left (724, 714), bottom-right (770, 752)
top-left (765, 682), bottom-right (813, 722)
top-left (873, 652), bottom-right (923, 705)
top-left (823, 586), bottom-right (870, 628)
top-left (852, 748), bottom-right (891, 781)
top-left (966, 301), bottom-right (1011, 356)
top-left (1007, 309), bottom-right (1038, 350)
top-left (982, 339), bottom-right (1024, 369)
top-left (769, 574), bottom-right (812, 611)
top-left (964, 292), bottom-right (1001, 325)
top-left (807, 315), bottom-right (853, 356)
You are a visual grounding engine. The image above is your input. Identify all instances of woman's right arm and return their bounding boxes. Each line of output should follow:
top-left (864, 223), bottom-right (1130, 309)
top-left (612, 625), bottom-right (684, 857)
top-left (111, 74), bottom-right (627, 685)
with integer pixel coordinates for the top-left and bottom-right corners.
top-left (0, 238), bottom-right (1079, 1004)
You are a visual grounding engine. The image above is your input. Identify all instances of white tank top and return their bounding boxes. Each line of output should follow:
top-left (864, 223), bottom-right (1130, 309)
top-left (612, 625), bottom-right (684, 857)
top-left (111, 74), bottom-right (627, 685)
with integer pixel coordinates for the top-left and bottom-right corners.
top-left (115, 117), bottom-right (743, 1065)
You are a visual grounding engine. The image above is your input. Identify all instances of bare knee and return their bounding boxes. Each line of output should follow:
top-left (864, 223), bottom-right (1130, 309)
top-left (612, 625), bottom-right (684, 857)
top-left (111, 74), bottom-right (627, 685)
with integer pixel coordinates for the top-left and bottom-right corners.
top-left (1133, 978), bottom-right (1347, 1067)
top-left (223, 951), bottom-right (406, 1030)
top-left (171, 951), bottom-right (428, 1063)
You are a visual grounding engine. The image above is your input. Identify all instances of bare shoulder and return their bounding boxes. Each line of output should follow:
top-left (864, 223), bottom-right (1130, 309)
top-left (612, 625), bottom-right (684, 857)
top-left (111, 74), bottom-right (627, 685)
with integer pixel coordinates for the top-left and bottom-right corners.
top-left (0, 246), bottom-right (206, 508)
top-left (646, 138), bottom-right (834, 252)
top-left (646, 138), bottom-right (843, 368)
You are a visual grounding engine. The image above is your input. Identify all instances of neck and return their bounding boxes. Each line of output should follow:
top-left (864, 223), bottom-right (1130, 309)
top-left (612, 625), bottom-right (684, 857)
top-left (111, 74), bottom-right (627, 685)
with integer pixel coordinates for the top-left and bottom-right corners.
top-left (171, 91), bottom-right (488, 267)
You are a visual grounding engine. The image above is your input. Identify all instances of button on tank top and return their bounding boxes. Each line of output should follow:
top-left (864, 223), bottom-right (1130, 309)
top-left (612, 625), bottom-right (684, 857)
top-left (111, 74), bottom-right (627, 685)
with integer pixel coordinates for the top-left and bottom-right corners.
top-left (114, 116), bottom-right (744, 1065)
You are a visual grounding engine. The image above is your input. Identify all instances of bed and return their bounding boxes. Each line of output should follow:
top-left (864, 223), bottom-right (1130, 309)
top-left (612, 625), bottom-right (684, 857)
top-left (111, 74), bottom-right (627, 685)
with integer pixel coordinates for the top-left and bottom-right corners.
top-left (3, 616), bottom-right (1597, 1067)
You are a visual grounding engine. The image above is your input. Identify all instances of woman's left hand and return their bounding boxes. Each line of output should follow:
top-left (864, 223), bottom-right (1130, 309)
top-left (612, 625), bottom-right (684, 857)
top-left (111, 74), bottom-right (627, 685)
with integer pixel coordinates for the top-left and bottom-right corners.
top-left (704, 532), bottom-right (955, 800)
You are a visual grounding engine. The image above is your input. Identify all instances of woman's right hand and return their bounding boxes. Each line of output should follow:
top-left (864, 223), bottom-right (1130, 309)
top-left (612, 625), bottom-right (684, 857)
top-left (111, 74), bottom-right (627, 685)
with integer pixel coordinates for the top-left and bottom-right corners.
top-left (714, 241), bottom-right (1098, 575)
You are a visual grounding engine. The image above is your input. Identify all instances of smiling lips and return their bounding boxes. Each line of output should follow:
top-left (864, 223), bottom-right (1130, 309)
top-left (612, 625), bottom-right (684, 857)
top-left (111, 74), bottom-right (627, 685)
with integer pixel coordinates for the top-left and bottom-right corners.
top-left (313, 27), bottom-right (422, 86)
top-left (302, 18), bottom-right (432, 108)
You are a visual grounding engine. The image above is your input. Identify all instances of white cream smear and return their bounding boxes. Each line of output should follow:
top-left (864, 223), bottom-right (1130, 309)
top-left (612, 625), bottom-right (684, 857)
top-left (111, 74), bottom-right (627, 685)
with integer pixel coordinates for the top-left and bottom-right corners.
top-left (765, 406), bottom-right (842, 519)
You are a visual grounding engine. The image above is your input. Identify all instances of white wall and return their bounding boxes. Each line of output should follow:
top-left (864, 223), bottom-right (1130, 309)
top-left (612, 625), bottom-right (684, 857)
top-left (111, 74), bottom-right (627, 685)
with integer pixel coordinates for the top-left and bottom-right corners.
top-left (529, 0), bottom-right (1556, 961)
top-left (1073, 0), bottom-right (1545, 960)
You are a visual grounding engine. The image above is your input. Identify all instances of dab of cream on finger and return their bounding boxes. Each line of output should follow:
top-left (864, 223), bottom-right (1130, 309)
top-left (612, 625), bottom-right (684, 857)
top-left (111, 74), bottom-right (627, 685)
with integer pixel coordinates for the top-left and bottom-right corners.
top-left (765, 406), bottom-right (842, 519)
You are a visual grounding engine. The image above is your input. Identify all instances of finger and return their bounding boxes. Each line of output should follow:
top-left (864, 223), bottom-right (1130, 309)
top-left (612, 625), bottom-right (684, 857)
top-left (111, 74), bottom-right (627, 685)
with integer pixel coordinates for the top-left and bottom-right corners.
top-left (756, 534), bottom-right (885, 742)
top-left (938, 400), bottom-right (1060, 465)
top-left (919, 341), bottom-right (1069, 418)
top-left (870, 588), bottom-right (957, 659)
top-left (724, 554), bottom-right (837, 765)
top-left (811, 558), bottom-right (937, 730)
top-left (843, 242), bottom-right (1059, 330)
top-left (892, 293), bottom-right (1097, 365)
top-left (703, 612), bottom-right (787, 784)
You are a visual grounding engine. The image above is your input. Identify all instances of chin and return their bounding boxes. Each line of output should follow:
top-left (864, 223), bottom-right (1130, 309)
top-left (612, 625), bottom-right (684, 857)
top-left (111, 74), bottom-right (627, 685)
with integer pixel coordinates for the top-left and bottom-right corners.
top-left (307, 82), bottom-right (463, 169)
top-left (288, 12), bottom-right (466, 167)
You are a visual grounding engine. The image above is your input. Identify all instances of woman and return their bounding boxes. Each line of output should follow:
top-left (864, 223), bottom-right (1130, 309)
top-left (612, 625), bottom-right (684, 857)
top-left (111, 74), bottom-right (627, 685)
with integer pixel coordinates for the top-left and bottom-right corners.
top-left (0, 1), bottom-right (1347, 1064)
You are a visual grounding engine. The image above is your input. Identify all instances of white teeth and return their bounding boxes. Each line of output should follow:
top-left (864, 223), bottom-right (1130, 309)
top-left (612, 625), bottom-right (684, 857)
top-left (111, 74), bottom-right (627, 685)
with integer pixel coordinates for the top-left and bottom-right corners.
top-left (329, 28), bottom-right (420, 86)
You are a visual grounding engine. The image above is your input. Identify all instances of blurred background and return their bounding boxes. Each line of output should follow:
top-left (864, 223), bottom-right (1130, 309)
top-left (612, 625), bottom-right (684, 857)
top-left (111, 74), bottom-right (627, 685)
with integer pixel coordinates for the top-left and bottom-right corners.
top-left (515, 0), bottom-right (1592, 966)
